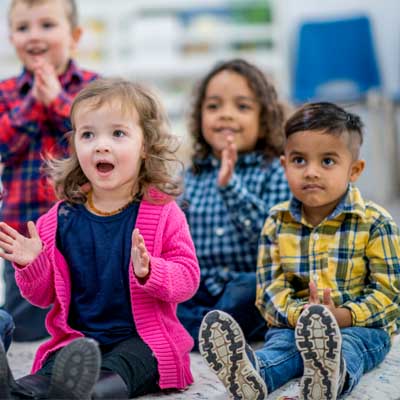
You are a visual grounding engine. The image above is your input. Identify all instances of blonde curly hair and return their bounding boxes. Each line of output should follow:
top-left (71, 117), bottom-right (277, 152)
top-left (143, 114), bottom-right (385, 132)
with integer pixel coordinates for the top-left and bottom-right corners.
top-left (46, 78), bottom-right (182, 204)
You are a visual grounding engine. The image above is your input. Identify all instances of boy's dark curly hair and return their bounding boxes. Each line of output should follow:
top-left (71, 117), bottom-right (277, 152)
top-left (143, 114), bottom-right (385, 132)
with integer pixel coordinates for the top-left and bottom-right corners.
top-left (188, 58), bottom-right (285, 166)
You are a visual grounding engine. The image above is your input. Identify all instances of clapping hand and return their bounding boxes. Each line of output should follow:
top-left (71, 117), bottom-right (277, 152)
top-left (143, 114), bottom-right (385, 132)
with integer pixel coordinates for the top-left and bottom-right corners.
top-left (32, 59), bottom-right (62, 106)
top-left (217, 134), bottom-right (238, 187)
top-left (308, 280), bottom-right (336, 312)
top-left (307, 280), bottom-right (352, 327)
top-left (0, 221), bottom-right (42, 267)
top-left (131, 228), bottom-right (150, 279)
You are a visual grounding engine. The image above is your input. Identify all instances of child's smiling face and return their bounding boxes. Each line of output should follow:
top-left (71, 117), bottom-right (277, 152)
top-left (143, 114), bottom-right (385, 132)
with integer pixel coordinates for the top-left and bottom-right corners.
top-left (281, 130), bottom-right (365, 225)
top-left (9, 0), bottom-right (81, 75)
top-left (201, 70), bottom-right (261, 158)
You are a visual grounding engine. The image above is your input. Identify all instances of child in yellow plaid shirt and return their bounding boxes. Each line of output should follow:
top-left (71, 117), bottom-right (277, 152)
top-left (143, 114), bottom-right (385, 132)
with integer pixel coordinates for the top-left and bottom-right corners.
top-left (198, 102), bottom-right (400, 399)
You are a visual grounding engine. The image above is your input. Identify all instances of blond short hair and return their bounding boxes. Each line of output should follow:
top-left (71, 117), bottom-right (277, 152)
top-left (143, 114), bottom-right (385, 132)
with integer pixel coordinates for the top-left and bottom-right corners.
top-left (9, 0), bottom-right (78, 29)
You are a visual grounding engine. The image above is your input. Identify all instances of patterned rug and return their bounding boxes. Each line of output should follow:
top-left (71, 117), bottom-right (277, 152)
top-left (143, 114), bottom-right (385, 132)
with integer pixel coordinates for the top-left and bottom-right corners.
top-left (7, 334), bottom-right (400, 399)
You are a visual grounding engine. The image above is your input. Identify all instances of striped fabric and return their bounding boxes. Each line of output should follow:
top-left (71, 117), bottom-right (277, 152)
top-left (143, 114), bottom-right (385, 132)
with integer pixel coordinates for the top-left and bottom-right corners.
top-left (181, 153), bottom-right (291, 295)
top-left (256, 185), bottom-right (400, 335)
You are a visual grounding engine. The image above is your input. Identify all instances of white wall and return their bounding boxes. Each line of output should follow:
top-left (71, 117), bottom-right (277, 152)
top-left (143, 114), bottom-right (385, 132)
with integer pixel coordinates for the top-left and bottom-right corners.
top-left (277, 1), bottom-right (400, 204)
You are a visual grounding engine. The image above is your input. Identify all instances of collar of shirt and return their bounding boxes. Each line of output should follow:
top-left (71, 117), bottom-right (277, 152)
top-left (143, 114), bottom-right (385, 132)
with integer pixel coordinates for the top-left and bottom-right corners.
top-left (270, 184), bottom-right (366, 225)
top-left (194, 151), bottom-right (268, 170)
top-left (16, 59), bottom-right (84, 95)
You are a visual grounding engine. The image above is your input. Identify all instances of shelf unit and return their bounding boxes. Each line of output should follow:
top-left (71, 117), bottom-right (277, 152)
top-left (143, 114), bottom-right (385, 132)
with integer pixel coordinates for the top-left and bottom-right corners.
top-left (0, 0), bottom-right (288, 124)
top-left (77, 0), bottom-right (287, 120)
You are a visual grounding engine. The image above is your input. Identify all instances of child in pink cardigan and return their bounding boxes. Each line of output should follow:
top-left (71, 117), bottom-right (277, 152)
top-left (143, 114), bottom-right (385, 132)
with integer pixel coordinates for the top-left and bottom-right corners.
top-left (0, 78), bottom-right (200, 399)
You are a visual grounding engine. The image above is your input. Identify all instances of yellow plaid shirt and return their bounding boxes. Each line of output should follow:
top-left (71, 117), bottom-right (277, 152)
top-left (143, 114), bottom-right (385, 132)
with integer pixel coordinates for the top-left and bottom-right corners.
top-left (256, 185), bottom-right (400, 335)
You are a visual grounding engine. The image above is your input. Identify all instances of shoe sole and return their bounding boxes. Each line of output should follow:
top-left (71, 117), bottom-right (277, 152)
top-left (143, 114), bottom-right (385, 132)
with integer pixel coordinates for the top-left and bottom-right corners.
top-left (295, 305), bottom-right (341, 400)
top-left (0, 342), bottom-right (11, 399)
top-left (48, 338), bottom-right (101, 400)
top-left (199, 310), bottom-right (267, 400)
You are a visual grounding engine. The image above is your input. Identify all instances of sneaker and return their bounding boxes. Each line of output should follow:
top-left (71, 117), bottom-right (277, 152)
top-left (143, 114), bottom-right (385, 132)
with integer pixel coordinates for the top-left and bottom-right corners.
top-left (48, 338), bottom-right (101, 400)
top-left (199, 310), bottom-right (268, 400)
top-left (295, 305), bottom-right (345, 400)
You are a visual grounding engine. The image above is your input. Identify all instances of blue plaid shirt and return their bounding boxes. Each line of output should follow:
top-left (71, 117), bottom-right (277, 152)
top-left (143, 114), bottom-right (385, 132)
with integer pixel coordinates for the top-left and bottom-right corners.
top-left (181, 152), bottom-right (291, 295)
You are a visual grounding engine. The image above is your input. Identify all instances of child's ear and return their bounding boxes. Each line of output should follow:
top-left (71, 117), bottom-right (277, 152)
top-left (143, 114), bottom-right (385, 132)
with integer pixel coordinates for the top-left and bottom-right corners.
top-left (349, 159), bottom-right (365, 183)
top-left (280, 155), bottom-right (287, 170)
top-left (70, 26), bottom-right (83, 51)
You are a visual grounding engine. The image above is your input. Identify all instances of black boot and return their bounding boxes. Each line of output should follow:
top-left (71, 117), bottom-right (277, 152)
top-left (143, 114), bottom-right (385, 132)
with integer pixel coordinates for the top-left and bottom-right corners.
top-left (48, 338), bottom-right (101, 400)
top-left (0, 341), bottom-right (12, 399)
top-left (11, 374), bottom-right (51, 399)
top-left (91, 371), bottom-right (129, 399)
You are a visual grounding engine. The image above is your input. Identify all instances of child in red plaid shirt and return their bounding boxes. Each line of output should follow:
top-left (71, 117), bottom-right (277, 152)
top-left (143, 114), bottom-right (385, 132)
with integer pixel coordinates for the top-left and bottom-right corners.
top-left (0, 0), bottom-right (98, 341)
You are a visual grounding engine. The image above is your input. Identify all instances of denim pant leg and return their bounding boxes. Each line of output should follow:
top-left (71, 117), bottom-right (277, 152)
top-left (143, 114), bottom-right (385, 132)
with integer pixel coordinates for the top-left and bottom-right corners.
top-left (177, 282), bottom-right (219, 350)
top-left (341, 327), bottom-right (391, 395)
top-left (216, 273), bottom-right (267, 342)
top-left (0, 309), bottom-right (14, 351)
top-left (3, 260), bottom-right (49, 341)
top-left (256, 328), bottom-right (303, 393)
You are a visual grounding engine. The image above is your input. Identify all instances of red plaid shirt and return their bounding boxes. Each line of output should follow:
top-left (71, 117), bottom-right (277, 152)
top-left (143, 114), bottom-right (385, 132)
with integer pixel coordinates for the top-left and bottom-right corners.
top-left (0, 60), bottom-right (98, 233)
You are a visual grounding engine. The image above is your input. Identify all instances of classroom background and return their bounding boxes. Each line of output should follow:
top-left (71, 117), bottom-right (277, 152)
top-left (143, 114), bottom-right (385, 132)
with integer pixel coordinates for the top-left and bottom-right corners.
top-left (1, 0), bottom-right (400, 206)
top-left (0, 1), bottom-right (400, 399)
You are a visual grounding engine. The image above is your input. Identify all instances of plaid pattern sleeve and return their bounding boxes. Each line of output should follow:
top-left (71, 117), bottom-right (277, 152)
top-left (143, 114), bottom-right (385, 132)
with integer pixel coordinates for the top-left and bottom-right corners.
top-left (256, 185), bottom-right (400, 334)
top-left (256, 210), bottom-right (307, 328)
top-left (0, 60), bottom-right (98, 233)
top-left (182, 153), bottom-right (291, 296)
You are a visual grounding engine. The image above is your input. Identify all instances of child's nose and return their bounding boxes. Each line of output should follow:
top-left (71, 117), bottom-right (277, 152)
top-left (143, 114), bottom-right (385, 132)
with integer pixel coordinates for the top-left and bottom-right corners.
top-left (304, 164), bottom-right (320, 178)
top-left (95, 141), bottom-right (111, 153)
top-left (219, 105), bottom-right (235, 119)
top-left (28, 25), bottom-right (44, 40)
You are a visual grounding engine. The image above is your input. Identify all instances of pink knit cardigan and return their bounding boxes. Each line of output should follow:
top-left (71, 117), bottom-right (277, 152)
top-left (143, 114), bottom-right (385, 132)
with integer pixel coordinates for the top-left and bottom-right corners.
top-left (14, 194), bottom-right (200, 389)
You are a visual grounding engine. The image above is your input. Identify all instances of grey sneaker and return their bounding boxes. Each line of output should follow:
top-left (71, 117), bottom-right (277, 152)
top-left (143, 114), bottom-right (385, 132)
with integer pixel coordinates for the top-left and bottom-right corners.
top-left (48, 338), bottom-right (101, 400)
top-left (295, 305), bottom-right (345, 400)
top-left (199, 310), bottom-right (268, 400)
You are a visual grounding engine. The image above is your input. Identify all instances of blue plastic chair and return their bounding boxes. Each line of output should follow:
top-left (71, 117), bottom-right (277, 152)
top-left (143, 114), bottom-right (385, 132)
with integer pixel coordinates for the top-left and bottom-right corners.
top-left (292, 15), bottom-right (381, 104)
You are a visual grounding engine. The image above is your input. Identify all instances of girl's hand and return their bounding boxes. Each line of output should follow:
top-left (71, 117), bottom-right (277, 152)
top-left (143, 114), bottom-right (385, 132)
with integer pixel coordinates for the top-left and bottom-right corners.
top-left (0, 221), bottom-right (42, 266)
top-left (131, 228), bottom-right (150, 279)
top-left (32, 60), bottom-right (62, 106)
top-left (218, 134), bottom-right (238, 187)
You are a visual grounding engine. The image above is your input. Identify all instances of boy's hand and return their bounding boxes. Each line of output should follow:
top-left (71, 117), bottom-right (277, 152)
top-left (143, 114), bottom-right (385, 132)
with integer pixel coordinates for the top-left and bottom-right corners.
top-left (307, 280), bottom-right (352, 327)
top-left (32, 59), bottom-right (62, 106)
top-left (218, 134), bottom-right (238, 187)
top-left (131, 228), bottom-right (150, 279)
top-left (0, 221), bottom-right (42, 266)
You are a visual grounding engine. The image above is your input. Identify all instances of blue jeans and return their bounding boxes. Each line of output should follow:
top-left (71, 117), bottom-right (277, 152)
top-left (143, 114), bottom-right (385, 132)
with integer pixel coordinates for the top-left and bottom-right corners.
top-left (178, 272), bottom-right (267, 350)
top-left (256, 327), bottom-right (391, 395)
top-left (3, 260), bottom-right (49, 341)
top-left (0, 309), bottom-right (14, 351)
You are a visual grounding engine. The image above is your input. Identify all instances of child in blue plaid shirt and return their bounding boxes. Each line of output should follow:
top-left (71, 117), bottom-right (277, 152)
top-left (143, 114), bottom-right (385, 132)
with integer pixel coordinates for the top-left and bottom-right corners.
top-left (178, 59), bottom-right (291, 349)
top-left (198, 102), bottom-right (400, 399)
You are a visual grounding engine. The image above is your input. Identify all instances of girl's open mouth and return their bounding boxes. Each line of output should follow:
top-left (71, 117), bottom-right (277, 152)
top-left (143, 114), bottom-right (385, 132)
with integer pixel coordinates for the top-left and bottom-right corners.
top-left (96, 162), bottom-right (114, 173)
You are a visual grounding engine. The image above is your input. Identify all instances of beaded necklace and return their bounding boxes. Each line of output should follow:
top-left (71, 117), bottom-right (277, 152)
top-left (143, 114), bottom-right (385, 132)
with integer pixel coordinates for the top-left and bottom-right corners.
top-left (86, 191), bottom-right (135, 216)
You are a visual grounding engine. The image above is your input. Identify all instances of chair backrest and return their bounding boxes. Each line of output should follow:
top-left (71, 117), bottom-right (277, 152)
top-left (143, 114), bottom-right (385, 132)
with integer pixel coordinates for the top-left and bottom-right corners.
top-left (292, 15), bottom-right (381, 104)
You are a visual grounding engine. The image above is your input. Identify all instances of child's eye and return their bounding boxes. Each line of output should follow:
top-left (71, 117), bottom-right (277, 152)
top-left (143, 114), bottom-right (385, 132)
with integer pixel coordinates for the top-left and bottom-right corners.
top-left (15, 24), bottom-right (28, 32)
top-left (238, 103), bottom-right (251, 111)
top-left (292, 157), bottom-right (305, 165)
top-left (42, 21), bottom-right (56, 29)
top-left (204, 103), bottom-right (219, 110)
top-left (113, 130), bottom-right (125, 138)
top-left (322, 158), bottom-right (335, 167)
top-left (81, 131), bottom-right (93, 139)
